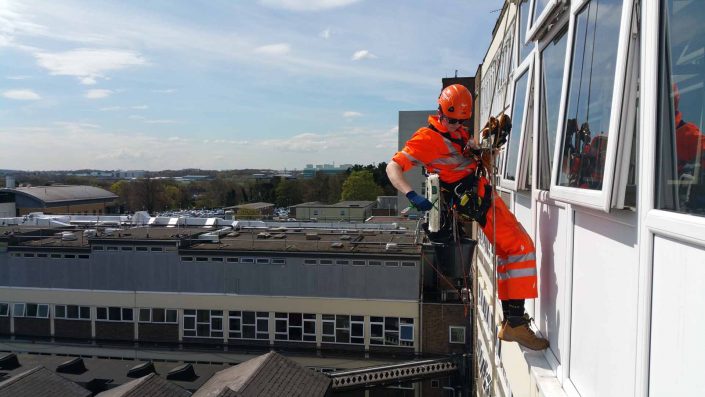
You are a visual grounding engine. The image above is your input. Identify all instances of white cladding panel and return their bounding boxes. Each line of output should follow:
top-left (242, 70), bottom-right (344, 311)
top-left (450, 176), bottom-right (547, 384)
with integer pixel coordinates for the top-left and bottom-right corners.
top-left (650, 236), bottom-right (705, 396)
top-left (535, 201), bottom-right (567, 362)
top-left (569, 211), bottom-right (637, 397)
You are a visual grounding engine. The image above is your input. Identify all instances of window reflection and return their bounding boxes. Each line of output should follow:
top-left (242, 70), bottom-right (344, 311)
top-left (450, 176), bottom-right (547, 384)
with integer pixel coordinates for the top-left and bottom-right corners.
top-left (532, 0), bottom-right (552, 25)
top-left (537, 27), bottom-right (568, 190)
top-left (558, 0), bottom-right (623, 189)
top-left (657, 0), bottom-right (705, 215)
top-left (519, 0), bottom-right (533, 61)
top-left (505, 70), bottom-right (530, 181)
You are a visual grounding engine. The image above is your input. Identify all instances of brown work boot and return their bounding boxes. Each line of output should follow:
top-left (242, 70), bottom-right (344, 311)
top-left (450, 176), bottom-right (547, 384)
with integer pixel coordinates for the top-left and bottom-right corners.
top-left (498, 315), bottom-right (549, 351)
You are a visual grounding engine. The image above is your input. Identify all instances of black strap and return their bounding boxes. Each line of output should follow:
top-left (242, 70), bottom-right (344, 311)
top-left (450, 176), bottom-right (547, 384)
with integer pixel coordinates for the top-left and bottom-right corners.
top-left (428, 124), bottom-right (467, 149)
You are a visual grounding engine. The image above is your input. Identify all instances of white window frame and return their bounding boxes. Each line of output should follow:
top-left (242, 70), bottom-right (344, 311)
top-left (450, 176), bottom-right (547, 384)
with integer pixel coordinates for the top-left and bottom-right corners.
top-left (532, 12), bottom-right (570, 191)
top-left (183, 309), bottom-right (223, 338)
top-left (527, 0), bottom-right (561, 42)
top-left (139, 308), bottom-right (178, 324)
top-left (228, 310), bottom-right (269, 340)
top-left (274, 312), bottom-right (316, 342)
top-left (370, 316), bottom-right (414, 347)
top-left (516, 0), bottom-right (535, 67)
top-left (0, 303), bottom-right (8, 317)
top-left (501, 55), bottom-right (535, 191)
top-left (96, 306), bottom-right (133, 322)
top-left (54, 304), bottom-right (91, 320)
top-left (321, 314), bottom-right (364, 345)
top-left (449, 326), bottom-right (466, 344)
top-left (13, 303), bottom-right (48, 318)
top-left (548, 0), bottom-right (635, 212)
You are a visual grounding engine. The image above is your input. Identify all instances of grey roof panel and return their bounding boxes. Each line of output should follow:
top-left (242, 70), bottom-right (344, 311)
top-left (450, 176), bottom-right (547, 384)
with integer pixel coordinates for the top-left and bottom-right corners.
top-left (0, 366), bottom-right (91, 397)
top-left (5, 185), bottom-right (117, 204)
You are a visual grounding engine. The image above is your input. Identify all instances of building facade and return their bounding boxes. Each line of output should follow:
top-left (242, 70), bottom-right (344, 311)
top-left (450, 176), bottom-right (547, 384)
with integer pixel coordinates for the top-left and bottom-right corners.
top-left (292, 201), bottom-right (376, 222)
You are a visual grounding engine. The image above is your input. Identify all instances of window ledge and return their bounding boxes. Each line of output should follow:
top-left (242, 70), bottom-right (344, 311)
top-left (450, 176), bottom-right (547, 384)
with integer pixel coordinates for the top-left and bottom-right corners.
top-left (525, 349), bottom-right (567, 397)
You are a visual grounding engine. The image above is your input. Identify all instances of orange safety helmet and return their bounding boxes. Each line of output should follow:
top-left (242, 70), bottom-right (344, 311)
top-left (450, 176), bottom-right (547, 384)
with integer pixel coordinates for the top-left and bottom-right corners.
top-left (438, 84), bottom-right (473, 120)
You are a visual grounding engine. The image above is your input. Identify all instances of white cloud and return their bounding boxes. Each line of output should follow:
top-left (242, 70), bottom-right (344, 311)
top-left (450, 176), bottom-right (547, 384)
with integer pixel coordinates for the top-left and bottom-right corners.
top-left (254, 43), bottom-right (291, 56)
top-left (319, 28), bottom-right (331, 39)
top-left (258, 0), bottom-right (361, 11)
top-left (6, 75), bottom-right (30, 80)
top-left (99, 106), bottom-right (122, 111)
top-left (34, 48), bottom-right (147, 84)
top-left (3, 89), bottom-right (41, 100)
top-left (343, 111), bottom-right (362, 118)
top-left (128, 115), bottom-right (145, 120)
top-left (152, 88), bottom-right (177, 94)
top-left (144, 119), bottom-right (177, 124)
top-left (131, 105), bottom-right (148, 110)
top-left (84, 89), bottom-right (113, 99)
top-left (351, 49), bottom-right (376, 61)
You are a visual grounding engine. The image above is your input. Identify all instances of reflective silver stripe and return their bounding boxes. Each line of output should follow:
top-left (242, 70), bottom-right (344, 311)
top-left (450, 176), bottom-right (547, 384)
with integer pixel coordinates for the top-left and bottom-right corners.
top-left (498, 253), bottom-right (536, 266)
top-left (400, 151), bottom-right (422, 166)
top-left (497, 267), bottom-right (537, 280)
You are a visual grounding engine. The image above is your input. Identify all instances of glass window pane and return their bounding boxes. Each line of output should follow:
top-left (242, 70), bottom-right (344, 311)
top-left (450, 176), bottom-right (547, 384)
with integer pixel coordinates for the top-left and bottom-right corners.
top-left (243, 325), bottom-right (256, 339)
top-left (276, 319), bottom-right (287, 333)
top-left (538, 26), bottom-right (569, 190)
top-left (229, 318), bottom-right (241, 331)
top-left (211, 317), bottom-right (223, 331)
top-left (304, 321), bottom-right (316, 334)
top-left (533, 0), bottom-right (552, 25)
top-left (519, 0), bottom-right (533, 61)
top-left (26, 304), bottom-right (37, 317)
top-left (122, 308), bottom-right (133, 321)
top-left (505, 69), bottom-right (531, 181)
top-left (184, 316), bottom-right (195, 330)
top-left (80, 306), bottom-right (90, 319)
top-left (322, 322), bottom-right (334, 335)
top-left (166, 310), bottom-right (177, 323)
top-left (351, 323), bottom-right (364, 337)
top-left (243, 311), bottom-right (255, 324)
top-left (67, 305), bottom-right (78, 319)
top-left (371, 324), bottom-right (384, 338)
top-left (257, 319), bottom-right (268, 331)
top-left (400, 324), bottom-right (414, 341)
top-left (37, 305), bottom-right (48, 318)
top-left (657, 0), bottom-right (705, 215)
top-left (336, 329), bottom-right (350, 343)
top-left (197, 323), bottom-right (210, 337)
top-left (336, 315), bottom-right (349, 329)
top-left (289, 328), bottom-right (302, 341)
top-left (97, 307), bottom-right (107, 320)
top-left (289, 313), bottom-right (302, 326)
top-left (109, 307), bottom-right (121, 321)
top-left (139, 309), bottom-right (150, 322)
top-left (56, 305), bottom-right (66, 318)
top-left (197, 310), bottom-right (209, 323)
top-left (153, 309), bottom-right (165, 323)
top-left (558, 0), bottom-right (623, 189)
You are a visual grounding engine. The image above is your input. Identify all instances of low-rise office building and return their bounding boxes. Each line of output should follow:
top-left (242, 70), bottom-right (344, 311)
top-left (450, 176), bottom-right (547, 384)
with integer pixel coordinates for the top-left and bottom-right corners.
top-left (292, 201), bottom-right (376, 222)
top-left (0, 185), bottom-right (117, 216)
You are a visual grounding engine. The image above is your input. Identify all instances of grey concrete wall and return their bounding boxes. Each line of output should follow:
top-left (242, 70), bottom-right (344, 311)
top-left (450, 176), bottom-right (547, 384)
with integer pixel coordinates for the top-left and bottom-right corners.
top-left (0, 250), bottom-right (420, 300)
top-left (397, 110), bottom-right (436, 216)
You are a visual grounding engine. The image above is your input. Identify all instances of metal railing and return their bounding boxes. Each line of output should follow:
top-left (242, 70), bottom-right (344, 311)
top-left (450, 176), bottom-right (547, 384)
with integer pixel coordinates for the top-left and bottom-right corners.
top-left (328, 356), bottom-right (459, 390)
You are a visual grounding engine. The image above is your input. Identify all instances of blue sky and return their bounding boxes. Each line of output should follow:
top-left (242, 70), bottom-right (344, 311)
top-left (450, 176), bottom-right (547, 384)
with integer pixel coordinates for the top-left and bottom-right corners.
top-left (0, 0), bottom-right (500, 171)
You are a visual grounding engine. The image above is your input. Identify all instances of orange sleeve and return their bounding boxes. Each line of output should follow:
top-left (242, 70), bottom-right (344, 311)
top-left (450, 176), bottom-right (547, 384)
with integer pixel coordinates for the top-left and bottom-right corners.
top-left (676, 122), bottom-right (705, 164)
top-left (391, 130), bottom-right (431, 172)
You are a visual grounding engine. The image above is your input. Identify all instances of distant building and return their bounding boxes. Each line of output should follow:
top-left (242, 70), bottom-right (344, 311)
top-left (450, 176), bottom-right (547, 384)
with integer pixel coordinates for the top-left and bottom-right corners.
top-left (397, 111), bottom-right (436, 216)
top-left (224, 202), bottom-right (274, 218)
top-left (371, 196), bottom-right (398, 216)
top-left (302, 164), bottom-right (352, 179)
top-left (291, 201), bottom-right (376, 222)
top-left (0, 185), bottom-right (118, 216)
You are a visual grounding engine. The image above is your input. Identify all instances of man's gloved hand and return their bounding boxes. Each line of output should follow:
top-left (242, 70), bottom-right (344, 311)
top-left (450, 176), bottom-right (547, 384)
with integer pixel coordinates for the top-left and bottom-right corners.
top-left (406, 190), bottom-right (433, 211)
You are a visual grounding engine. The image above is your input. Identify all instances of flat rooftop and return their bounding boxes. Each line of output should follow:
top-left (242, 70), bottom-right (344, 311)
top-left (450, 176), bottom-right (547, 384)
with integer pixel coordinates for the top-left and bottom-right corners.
top-left (2, 224), bottom-right (421, 255)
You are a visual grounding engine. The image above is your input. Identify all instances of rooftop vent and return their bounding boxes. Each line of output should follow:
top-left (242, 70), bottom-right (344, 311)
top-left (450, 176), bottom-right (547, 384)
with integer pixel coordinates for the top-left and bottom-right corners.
top-left (385, 243), bottom-right (399, 251)
top-left (127, 361), bottom-right (156, 378)
top-left (257, 232), bottom-right (271, 239)
top-left (305, 233), bottom-right (320, 240)
top-left (61, 231), bottom-right (77, 241)
top-left (273, 233), bottom-right (286, 239)
top-left (0, 353), bottom-right (20, 370)
top-left (339, 235), bottom-right (351, 240)
top-left (166, 363), bottom-right (197, 381)
top-left (56, 357), bottom-right (87, 374)
top-left (330, 242), bottom-right (343, 248)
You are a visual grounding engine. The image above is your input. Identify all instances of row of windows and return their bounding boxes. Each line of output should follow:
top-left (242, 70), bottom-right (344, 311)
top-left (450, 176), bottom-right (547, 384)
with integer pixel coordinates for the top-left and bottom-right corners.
top-left (0, 304), bottom-right (417, 346)
top-left (10, 253), bottom-right (90, 259)
top-left (94, 246), bottom-right (165, 252)
top-left (181, 257), bottom-right (285, 265)
top-left (180, 256), bottom-right (417, 267)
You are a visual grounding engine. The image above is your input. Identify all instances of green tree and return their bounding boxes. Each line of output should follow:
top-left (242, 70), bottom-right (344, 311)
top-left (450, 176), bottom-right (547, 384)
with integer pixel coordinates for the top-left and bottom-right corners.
top-left (340, 170), bottom-right (383, 201)
top-left (275, 180), bottom-right (303, 207)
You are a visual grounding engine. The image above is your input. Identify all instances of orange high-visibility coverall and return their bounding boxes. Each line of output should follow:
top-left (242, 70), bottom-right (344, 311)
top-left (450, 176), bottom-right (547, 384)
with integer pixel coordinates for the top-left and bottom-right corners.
top-left (392, 115), bottom-right (537, 300)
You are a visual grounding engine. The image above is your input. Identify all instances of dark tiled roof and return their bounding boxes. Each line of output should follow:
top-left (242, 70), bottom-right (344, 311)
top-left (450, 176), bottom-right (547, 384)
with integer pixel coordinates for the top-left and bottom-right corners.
top-left (97, 373), bottom-right (191, 397)
top-left (0, 366), bottom-right (91, 397)
top-left (4, 185), bottom-right (117, 204)
top-left (193, 352), bottom-right (330, 397)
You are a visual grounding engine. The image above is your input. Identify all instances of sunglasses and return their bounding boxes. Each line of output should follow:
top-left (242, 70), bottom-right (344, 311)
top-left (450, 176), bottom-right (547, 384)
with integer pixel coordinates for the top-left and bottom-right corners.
top-left (445, 116), bottom-right (469, 124)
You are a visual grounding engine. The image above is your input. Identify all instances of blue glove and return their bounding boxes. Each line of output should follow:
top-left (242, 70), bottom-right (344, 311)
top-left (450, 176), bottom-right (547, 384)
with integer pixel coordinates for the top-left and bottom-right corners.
top-left (406, 190), bottom-right (433, 211)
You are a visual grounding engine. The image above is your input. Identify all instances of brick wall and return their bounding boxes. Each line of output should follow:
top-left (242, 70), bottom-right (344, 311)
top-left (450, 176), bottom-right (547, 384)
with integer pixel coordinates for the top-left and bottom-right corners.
top-left (14, 318), bottom-right (50, 337)
top-left (138, 323), bottom-right (179, 343)
top-left (0, 317), bottom-right (10, 335)
top-left (95, 322), bottom-right (134, 341)
top-left (54, 319), bottom-right (91, 339)
top-left (421, 303), bottom-right (467, 355)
